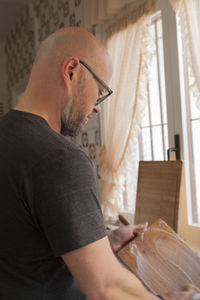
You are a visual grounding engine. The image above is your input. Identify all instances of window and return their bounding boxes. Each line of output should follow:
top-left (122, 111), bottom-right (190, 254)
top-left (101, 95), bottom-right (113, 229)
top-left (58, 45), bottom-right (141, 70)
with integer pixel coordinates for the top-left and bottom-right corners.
top-left (139, 12), bottom-right (168, 161)
top-left (128, 0), bottom-right (200, 249)
top-left (100, 0), bottom-right (200, 248)
top-left (177, 19), bottom-right (200, 226)
top-left (124, 11), bottom-right (169, 215)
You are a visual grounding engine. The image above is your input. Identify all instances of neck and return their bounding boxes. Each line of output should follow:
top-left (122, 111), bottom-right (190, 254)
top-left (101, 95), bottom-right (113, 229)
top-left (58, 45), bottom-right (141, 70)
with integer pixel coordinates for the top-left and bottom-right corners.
top-left (14, 90), bottom-right (62, 134)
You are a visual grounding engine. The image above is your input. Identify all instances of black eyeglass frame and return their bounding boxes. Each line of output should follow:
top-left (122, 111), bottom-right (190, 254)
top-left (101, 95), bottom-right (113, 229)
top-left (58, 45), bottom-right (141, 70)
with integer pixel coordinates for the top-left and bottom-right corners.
top-left (79, 59), bottom-right (113, 106)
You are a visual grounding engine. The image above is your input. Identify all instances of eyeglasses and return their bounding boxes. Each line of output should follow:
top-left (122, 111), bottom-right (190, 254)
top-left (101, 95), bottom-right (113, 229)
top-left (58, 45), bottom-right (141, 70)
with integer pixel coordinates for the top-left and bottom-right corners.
top-left (79, 59), bottom-right (113, 106)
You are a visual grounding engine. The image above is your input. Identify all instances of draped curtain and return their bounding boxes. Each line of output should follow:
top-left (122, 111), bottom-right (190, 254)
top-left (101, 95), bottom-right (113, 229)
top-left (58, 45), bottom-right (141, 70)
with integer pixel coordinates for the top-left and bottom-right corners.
top-left (170, 0), bottom-right (200, 109)
top-left (98, 0), bottom-right (155, 222)
top-left (81, 0), bottom-right (136, 30)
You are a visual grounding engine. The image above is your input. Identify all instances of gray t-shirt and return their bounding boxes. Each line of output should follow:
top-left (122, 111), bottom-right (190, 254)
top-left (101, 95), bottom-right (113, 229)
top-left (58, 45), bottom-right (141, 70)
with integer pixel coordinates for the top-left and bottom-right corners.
top-left (0, 109), bottom-right (106, 299)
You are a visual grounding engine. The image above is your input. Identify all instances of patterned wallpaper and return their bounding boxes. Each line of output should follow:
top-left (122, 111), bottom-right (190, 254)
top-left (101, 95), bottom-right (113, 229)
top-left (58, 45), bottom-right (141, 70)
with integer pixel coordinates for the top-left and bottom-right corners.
top-left (5, 7), bottom-right (35, 95)
top-left (69, 115), bottom-right (102, 187)
top-left (4, 0), bottom-right (102, 186)
top-left (5, 0), bottom-right (82, 94)
top-left (0, 41), bottom-right (9, 119)
top-left (33, 0), bottom-right (81, 45)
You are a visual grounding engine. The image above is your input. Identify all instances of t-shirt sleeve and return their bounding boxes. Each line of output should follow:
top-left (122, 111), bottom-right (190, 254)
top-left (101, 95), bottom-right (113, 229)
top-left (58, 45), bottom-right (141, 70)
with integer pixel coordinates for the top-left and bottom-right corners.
top-left (29, 147), bottom-right (106, 257)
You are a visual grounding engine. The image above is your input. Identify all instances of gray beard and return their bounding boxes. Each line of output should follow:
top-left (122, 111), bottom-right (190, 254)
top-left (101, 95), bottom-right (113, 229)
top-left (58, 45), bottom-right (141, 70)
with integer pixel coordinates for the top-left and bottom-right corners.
top-left (60, 116), bottom-right (82, 136)
top-left (60, 101), bottom-right (84, 137)
top-left (60, 74), bottom-right (87, 137)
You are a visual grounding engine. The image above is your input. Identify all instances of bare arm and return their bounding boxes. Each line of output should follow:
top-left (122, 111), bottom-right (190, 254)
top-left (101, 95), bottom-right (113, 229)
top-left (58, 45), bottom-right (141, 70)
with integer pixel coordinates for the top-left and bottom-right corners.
top-left (61, 236), bottom-right (157, 300)
top-left (61, 235), bottom-right (198, 300)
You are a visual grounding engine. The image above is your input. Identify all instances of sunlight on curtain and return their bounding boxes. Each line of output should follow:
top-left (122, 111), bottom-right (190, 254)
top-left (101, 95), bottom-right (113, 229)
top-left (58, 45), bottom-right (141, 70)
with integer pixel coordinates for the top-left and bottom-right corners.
top-left (170, 0), bottom-right (200, 110)
top-left (82, 0), bottom-right (135, 30)
top-left (98, 1), bottom-right (155, 222)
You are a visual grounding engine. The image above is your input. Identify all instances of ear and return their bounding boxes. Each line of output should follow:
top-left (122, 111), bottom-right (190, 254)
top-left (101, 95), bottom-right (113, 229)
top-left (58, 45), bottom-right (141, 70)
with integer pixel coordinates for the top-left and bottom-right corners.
top-left (62, 57), bottom-right (80, 83)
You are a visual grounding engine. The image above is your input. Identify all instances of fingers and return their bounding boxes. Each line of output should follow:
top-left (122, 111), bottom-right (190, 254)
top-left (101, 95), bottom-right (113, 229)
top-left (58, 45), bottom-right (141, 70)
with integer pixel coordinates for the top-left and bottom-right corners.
top-left (192, 293), bottom-right (200, 300)
top-left (164, 290), bottom-right (200, 300)
top-left (108, 222), bottom-right (149, 253)
top-left (121, 223), bottom-right (148, 241)
top-left (131, 222), bottom-right (149, 233)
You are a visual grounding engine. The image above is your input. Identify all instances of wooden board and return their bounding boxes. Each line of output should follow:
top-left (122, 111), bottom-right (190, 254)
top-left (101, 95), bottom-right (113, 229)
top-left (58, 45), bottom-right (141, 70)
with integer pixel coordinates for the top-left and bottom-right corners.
top-left (118, 219), bottom-right (200, 297)
top-left (134, 161), bottom-right (182, 232)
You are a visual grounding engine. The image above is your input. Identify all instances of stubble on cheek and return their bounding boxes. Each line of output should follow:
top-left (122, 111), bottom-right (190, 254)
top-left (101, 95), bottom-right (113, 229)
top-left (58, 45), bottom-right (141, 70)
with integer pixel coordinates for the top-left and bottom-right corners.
top-left (60, 99), bottom-right (86, 137)
top-left (60, 73), bottom-right (94, 136)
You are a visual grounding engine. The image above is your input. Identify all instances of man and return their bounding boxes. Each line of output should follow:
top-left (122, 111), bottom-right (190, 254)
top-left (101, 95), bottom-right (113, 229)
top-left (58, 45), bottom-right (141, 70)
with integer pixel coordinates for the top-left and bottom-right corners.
top-left (0, 27), bottom-right (197, 300)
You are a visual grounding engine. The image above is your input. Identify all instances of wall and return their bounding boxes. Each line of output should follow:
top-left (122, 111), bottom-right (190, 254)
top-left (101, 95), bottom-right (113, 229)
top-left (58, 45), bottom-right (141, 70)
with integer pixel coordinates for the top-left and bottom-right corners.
top-left (0, 41), bottom-right (9, 117)
top-left (5, 0), bottom-right (82, 102)
top-left (4, 0), bottom-right (101, 187)
top-left (33, 0), bottom-right (81, 48)
top-left (5, 6), bottom-right (35, 106)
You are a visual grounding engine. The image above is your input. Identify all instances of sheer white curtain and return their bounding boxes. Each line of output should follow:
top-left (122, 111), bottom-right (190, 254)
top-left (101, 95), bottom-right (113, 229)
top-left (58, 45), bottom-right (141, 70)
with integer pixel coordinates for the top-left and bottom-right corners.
top-left (98, 1), bottom-right (155, 222)
top-left (170, 0), bottom-right (200, 109)
top-left (81, 0), bottom-right (136, 30)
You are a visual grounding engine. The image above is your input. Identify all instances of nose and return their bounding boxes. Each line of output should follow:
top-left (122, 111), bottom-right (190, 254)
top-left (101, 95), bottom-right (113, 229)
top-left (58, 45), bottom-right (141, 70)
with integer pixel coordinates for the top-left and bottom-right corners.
top-left (93, 104), bottom-right (101, 114)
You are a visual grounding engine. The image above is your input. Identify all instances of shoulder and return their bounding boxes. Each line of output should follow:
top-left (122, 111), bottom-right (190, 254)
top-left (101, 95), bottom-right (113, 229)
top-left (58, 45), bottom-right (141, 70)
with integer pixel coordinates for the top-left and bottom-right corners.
top-left (21, 116), bottom-right (93, 172)
top-left (40, 132), bottom-right (93, 171)
top-left (29, 132), bottom-right (96, 190)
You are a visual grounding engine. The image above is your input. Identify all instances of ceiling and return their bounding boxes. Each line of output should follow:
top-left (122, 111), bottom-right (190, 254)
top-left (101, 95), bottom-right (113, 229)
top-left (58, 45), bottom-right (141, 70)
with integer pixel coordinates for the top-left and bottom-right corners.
top-left (0, 0), bottom-right (31, 41)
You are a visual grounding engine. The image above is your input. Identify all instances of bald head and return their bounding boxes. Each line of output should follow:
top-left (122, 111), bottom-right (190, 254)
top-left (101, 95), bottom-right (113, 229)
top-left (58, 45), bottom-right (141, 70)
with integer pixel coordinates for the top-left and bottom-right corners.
top-left (33, 27), bottom-right (112, 83)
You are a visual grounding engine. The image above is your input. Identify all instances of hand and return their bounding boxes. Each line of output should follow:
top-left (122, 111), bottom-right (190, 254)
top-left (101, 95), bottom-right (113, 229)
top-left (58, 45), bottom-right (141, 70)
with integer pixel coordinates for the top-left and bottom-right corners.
top-left (107, 222), bottom-right (148, 253)
top-left (161, 291), bottom-right (200, 300)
